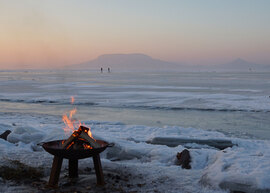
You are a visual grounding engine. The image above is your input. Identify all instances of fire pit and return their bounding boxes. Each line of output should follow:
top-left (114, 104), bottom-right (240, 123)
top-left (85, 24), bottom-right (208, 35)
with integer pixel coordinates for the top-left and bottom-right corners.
top-left (41, 96), bottom-right (114, 187)
top-left (43, 139), bottom-right (110, 159)
top-left (42, 126), bottom-right (113, 187)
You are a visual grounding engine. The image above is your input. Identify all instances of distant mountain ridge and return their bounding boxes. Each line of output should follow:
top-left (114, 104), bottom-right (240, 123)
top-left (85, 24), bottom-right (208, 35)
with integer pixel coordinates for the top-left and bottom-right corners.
top-left (216, 58), bottom-right (270, 71)
top-left (68, 53), bottom-right (184, 71)
top-left (67, 53), bottom-right (270, 72)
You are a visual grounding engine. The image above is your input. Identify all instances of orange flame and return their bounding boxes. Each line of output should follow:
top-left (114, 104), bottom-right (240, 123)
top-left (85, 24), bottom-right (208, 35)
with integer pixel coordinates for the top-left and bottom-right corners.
top-left (71, 96), bottom-right (75, 104)
top-left (62, 96), bottom-right (96, 148)
top-left (62, 108), bottom-right (81, 135)
top-left (69, 108), bottom-right (77, 118)
top-left (62, 97), bottom-right (81, 135)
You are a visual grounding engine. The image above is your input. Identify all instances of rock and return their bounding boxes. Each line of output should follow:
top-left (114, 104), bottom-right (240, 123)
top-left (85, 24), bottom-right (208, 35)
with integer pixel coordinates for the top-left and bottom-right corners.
top-left (176, 149), bottom-right (191, 169)
top-left (0, 130), bottom-right (11, 140)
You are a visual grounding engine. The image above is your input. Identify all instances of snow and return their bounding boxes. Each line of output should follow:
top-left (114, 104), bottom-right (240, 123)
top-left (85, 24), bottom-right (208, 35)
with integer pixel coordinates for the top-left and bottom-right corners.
top-left (1, 116), bottom-right (270, 192)
top-left (200, 139), bottom-right (270, 192)
top-left (7, 126), bottom-right (45, 144)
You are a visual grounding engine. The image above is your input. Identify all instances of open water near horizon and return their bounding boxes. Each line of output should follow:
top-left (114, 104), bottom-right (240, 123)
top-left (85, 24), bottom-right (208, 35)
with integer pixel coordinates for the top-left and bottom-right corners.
top-left (0, 70), bottom-right (270, 140)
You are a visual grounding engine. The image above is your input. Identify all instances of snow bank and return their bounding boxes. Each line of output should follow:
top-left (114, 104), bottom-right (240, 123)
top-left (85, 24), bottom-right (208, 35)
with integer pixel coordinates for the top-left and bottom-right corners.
top-left (200, 139), bottom-right (270, 192)
top-left (7, 126), bottom-right (45, 144)
top-left (0, 117), bottom-right (270, 192)
top-left (90, 123), bottom-right (270, 192)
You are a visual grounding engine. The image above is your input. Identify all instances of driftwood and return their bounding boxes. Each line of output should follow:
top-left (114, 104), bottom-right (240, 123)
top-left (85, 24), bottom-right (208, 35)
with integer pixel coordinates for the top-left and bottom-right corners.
top-left (147, 137), bottom-right (234, 150)
top-left (0, 130), bottom-right (11, 141)
top-left (176, 149), bottom-right (191, 169)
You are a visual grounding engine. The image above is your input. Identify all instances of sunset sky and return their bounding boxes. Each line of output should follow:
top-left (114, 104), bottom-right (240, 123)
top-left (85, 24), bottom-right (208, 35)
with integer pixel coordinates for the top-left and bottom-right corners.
top-left (0, 0), bottom-right (270, 69)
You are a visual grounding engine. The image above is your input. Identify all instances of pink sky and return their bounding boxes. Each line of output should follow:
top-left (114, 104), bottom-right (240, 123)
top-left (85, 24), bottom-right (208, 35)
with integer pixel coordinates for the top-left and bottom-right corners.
top-left (0, 0), bottom-right (270, 69)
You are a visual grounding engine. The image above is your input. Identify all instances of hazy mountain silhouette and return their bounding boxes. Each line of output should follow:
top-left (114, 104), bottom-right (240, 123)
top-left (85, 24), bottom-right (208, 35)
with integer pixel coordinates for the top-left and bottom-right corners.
top-left (68, 53), bottom-right (185, 71)
top-left (67, 54), bottom-right (270, 72)
top-left (183, 58), bottom-right (270, 72)
top-left (216, 58), bottom-right (270, 71)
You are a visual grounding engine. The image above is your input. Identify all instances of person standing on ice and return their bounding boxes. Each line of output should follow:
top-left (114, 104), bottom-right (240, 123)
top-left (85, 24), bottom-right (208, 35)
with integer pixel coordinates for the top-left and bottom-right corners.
top-left (100, 67), bottom-right (103, 73)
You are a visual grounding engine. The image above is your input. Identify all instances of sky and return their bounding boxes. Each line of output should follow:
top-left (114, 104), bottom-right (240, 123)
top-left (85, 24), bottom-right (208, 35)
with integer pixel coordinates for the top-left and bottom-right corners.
top-left (0, 0), bottom-right (270, 69)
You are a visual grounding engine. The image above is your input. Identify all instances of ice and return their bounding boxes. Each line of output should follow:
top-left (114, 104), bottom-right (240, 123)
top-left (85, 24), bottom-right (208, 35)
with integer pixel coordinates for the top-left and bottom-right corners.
top-left (1, 71), bottom-right (270, 112)
top-left (1, 71), bottom-right (270, 192)
top-left (7, 126), bottom-right (45, 144)
top-left (200, 139), bottom-right (270, 191)
top-left (1, 117), bottom-right (270, 192)
top-left (0, 123), bottom-right (12, 133)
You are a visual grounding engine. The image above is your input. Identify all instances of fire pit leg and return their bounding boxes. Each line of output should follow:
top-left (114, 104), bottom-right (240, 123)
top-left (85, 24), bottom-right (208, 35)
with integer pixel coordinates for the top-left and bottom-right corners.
top-left (92, 154), bottom-right (105, 186)
top-left (69, 159), bottom-right (78, 178)
top-left (48, 156), bottom-right (63, 187)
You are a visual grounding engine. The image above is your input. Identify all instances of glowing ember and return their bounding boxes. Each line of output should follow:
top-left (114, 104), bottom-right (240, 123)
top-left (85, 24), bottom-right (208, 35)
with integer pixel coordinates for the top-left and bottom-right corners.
top-left (66, 141), bottom-right (75, 150)
top-left (83, 144), bottom-right (93, 149)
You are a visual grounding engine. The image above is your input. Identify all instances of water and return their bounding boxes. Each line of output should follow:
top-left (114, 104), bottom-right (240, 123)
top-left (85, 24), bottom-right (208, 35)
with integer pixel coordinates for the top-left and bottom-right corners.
top-left (0, 70), bottom-right (270, 139)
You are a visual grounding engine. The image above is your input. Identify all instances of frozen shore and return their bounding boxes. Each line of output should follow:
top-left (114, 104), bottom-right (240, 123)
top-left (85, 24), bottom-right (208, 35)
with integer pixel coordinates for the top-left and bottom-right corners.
top-left (1, 117), bottom-right (270, 193)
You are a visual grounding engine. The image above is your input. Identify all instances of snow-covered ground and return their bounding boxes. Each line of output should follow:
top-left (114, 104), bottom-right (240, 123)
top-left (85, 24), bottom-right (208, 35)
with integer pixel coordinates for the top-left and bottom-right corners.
top-left (1, 115), bottom-right (270, 193)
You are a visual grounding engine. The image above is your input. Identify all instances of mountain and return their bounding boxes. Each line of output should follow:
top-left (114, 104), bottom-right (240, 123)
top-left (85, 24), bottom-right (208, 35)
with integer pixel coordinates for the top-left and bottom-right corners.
top-left (68, 53), bottom-right (185, 71)
top-left (217, 58), bottom-right (270, 71)
top-left (67, 54), bottom-right (270, 72)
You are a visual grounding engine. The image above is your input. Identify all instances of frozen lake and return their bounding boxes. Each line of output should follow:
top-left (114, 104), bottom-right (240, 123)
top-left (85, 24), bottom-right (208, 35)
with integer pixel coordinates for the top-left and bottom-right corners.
top-left (1, 70), bottom-right (270, 192)
top-left (0, 70), bottom-right (270, 139)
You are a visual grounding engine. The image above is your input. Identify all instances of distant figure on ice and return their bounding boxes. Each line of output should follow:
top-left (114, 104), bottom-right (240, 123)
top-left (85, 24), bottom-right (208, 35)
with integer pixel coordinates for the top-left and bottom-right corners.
top-left (108, 68), bottom-right (110, 73)
top-left (100, 67), bottom-right (103, 73)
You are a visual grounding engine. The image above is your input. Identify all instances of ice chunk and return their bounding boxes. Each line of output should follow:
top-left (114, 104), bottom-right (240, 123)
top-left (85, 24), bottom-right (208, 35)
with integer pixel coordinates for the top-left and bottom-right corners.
top-left (7, 126), bottom-right (45, 144)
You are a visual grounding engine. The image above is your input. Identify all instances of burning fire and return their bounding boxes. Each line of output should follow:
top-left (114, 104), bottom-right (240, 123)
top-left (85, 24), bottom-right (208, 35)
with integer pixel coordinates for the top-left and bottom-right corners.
top-left (62, 96), bottom-right (98, 150)
top-left (62, 108), bottom-right (81, 135)
top-left (71, 96), bottom-right (75, 104)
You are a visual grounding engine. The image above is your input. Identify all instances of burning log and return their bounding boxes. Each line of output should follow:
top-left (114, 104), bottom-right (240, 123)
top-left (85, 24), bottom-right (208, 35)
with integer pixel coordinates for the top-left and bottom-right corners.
top-left (62, 130), bottom-right (82, 149)
top-left (72, 139), bottom-right (85, 150)
top-left (62, 126), bottom-right (101, 149)
top-left (79, 131), bottom-right (101, 149)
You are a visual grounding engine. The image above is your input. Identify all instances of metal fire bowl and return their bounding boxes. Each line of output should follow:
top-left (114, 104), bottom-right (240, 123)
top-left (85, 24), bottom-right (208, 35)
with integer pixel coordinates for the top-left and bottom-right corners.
top-left (42, 140), bottom-right (110, 159)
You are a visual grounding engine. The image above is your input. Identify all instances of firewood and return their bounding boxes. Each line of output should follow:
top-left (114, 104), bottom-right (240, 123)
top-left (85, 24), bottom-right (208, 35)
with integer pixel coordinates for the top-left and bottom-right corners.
top-left (62, 130), bottom-right (81, 149)
top-left (78, 126), bottom-right (101, 149)
top-left (62, 126), bottom-right (100, 149)
top-left (78, 125), bottom-right (89, 133)
top-left (72, 139), bottom-right (85, 150)
top-left (79, 131), bottom-right (101, 148)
